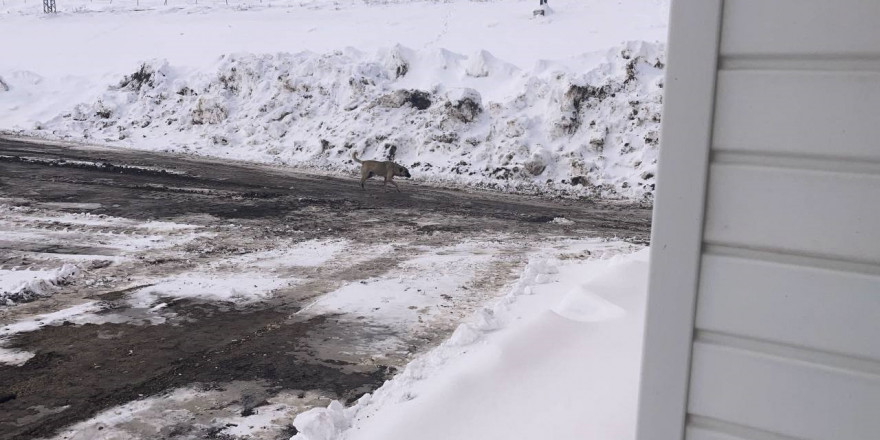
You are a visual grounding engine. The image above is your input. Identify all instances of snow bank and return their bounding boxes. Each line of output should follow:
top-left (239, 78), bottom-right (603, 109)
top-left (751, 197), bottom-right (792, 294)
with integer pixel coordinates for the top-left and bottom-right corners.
top-left (292, 245), bottom-right (648, 440)
top-left (26, 42), bottom-right (663, 199)
top-left (3, 0), bottom-right (668, 200)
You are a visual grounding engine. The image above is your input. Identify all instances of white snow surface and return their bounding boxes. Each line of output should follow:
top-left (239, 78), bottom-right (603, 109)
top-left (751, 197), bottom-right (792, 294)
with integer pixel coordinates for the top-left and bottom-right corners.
top-left (299, 241), bottom-right (494, 325)
top-left (1, 0), bottom-right (668, 199)
top-left (127, 273), bottom-right (296, 307)
top-left (292, 246), bottom-right (649, 440)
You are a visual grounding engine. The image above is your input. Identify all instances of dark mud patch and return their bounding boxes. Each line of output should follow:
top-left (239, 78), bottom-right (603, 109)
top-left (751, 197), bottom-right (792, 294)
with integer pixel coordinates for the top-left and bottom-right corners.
top-left (0, 155), bottom-right (189, 180)
top-left (0, 138), bottom-right (651, 243)
top-left (0, 303), bottom-right (394, 440)
top-left (0, 242), bottom-right (118, 257)
top-left (523, 214), bottom-right (560, 223)
top-left (417, 224), bottom-right (465, 234)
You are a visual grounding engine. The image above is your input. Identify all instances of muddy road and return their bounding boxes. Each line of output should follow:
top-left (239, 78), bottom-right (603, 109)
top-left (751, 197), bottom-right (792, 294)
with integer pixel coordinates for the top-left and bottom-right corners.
top-left (0, 137), bottom-right (651, 440)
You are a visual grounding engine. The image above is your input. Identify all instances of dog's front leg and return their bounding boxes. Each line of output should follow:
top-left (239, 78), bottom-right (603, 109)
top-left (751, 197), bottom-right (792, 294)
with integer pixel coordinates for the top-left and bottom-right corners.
top-left (389, 179), bottom-right (400, 192)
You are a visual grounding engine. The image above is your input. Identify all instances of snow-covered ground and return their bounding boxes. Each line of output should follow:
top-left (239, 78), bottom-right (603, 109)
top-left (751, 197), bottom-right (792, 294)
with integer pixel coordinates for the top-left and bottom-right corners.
top-left (0, 202), bottom-right (206, 308)
top-left (0, 204), bottom-right (524, 369)
top-left (27, 238), bottom-right (646, 440)
top-left (1, 0), bottom-right (668, 199)
top-left (0, 194), bottom-right (645, 438)
top-left (296, 245), bottom-right (649, 440)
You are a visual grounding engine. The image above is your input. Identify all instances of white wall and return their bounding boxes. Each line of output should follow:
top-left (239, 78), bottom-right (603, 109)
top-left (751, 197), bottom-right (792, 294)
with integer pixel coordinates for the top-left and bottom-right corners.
top-left (637, 1), bottom-right (880, 439)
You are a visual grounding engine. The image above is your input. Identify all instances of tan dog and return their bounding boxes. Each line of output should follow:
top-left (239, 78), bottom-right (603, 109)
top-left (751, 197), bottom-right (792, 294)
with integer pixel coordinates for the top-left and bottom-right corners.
top-left (352, 152), bottom-right (412, 191)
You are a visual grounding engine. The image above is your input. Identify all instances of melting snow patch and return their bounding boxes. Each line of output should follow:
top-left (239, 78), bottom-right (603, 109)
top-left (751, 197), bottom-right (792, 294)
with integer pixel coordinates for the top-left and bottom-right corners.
top-left (128, 273), bottom-right (296, 307)
top-left (0, 264), bottom-right (81, 306)
top-left (0, 301), bottom-right (105, 337)
top-left (46, 385), bottom-right (329, 440)
top-left (0, 347), bottom-right (35, 366)
top-left (231, 239), bottom-right (350, 269)
top-left (0, 301), bottom-right (112, 366)
top-left (297, 247), bottom-right (495, 328)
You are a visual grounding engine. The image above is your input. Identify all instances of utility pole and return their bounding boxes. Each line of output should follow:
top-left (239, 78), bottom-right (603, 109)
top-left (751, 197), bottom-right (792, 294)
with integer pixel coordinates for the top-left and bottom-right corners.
top-left (43, 0), bottom-right (56, 13)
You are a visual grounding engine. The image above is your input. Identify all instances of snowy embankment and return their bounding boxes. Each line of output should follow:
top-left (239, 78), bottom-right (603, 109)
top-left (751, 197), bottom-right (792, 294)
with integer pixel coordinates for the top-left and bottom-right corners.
top-left (1, 0), bottom-right (668, 199)
top-left (7, 42), bottom-right (663, 199)
top-left (293, 246), bottom-right (649, 440)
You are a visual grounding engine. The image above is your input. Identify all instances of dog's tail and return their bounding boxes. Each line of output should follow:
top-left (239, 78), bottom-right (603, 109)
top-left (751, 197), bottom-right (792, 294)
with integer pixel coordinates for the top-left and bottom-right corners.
top-left (351, 151), bottom-right (362, 163)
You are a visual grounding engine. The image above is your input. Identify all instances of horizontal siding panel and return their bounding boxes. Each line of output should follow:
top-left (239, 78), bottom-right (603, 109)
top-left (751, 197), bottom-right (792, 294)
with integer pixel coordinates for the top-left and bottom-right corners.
top-left (689, 343), bottom-right (880, 440)
top-left (721, 0), bottom-right (880, 57)
top-left (686, 426), bottom-right (751, 440)
top-left (713, 70), bottom-right (880, 160)
top-left (703, 164), bottom-right (880, 263)
top-left (696, 255), bottom-right (880, 362)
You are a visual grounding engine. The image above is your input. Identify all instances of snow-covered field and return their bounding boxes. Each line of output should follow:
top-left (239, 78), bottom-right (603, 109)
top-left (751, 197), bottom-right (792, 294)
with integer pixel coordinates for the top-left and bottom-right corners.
top-left (1, 0), bottom-right (668, 199)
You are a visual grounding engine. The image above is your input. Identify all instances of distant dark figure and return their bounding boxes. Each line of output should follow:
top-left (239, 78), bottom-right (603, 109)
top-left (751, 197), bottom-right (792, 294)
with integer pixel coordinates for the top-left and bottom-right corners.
top-left (534, 0), bottom-right (548, 16)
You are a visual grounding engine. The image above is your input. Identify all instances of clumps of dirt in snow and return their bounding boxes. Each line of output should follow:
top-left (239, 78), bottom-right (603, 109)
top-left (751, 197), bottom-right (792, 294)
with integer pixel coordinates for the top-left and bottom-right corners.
top-left (376, 89), bottom-right (433, 110)
top-left (190, 97), bottom-right (229, 125)
top-left (444, 88), bottom-right (482, 123)
top-left (0, 76), bottom-right (9, 92)
top-left (117, 62), bottom-right (160, 92)
top-left (38, 41), bottom-right (664, 200)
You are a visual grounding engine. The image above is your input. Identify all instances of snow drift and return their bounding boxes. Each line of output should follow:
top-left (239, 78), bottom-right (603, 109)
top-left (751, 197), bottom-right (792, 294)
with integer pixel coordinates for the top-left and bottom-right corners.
top-left (33, 42), bottom-right (664, 199)
top-left (292, 246), bottom-right (649, 440)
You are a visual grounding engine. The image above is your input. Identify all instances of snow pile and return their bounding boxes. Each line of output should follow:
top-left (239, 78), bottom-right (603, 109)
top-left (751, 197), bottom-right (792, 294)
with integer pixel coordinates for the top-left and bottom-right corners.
top-left (32, 42), bottom-right (663, 199)
top-left (292, 245), bottom-right (647, 440)
top-left (1, 264), bottom-right (81, 306)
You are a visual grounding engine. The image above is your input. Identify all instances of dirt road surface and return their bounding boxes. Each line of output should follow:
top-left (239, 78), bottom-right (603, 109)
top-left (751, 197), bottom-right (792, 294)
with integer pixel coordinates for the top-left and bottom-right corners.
top-left (0, 137), bottom-right (651, 440)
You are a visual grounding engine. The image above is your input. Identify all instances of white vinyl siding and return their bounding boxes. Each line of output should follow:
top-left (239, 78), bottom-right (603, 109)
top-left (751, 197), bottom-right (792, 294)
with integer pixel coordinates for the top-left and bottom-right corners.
top-left (637, 1), bottom-right (880, 439)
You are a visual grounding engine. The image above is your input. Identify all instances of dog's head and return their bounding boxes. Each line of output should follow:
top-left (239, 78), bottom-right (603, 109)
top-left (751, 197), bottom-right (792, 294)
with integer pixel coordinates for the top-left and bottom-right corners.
top-left (396, 165), bottom-right (412, 178)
